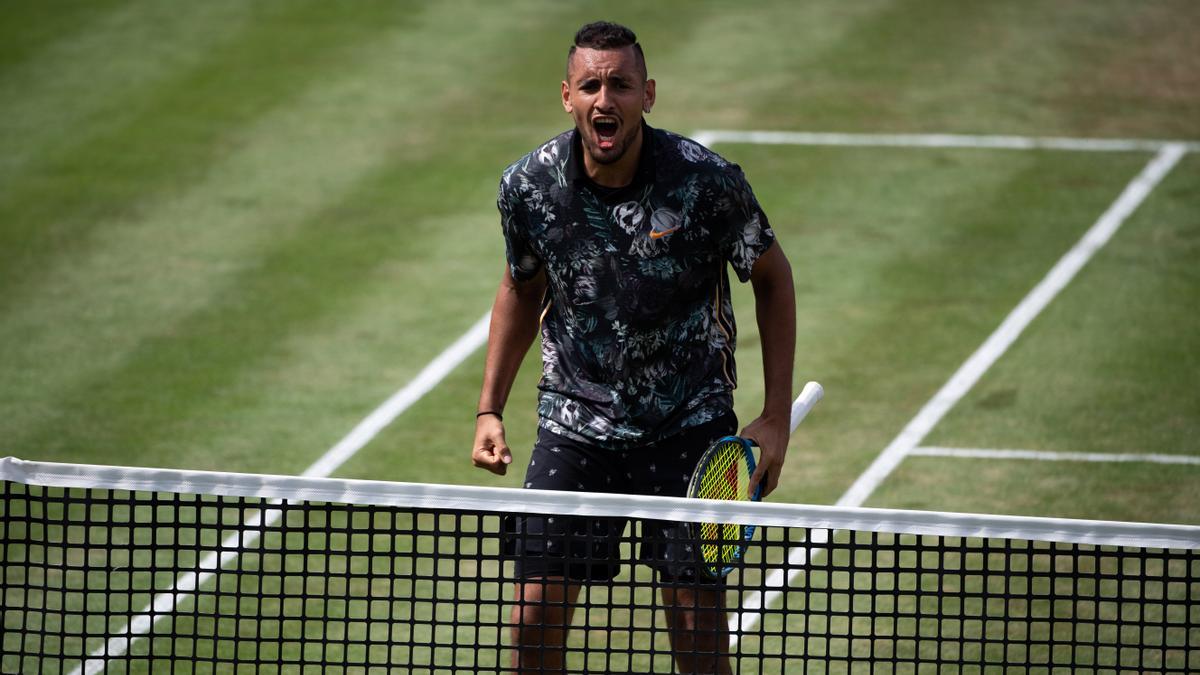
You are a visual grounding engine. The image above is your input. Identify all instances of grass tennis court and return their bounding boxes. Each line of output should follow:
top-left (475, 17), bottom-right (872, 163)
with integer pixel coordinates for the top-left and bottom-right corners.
top-left (3, 0), bottom-right (1197, 520)
top-left (2, 1), bottom-right (1198, 671)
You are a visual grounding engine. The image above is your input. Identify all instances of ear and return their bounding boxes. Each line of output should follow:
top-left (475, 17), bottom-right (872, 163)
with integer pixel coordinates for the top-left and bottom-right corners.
top-left (561, 80), bottom-right (572, 114)
top-left (643, 78), bottom-right (656, 113)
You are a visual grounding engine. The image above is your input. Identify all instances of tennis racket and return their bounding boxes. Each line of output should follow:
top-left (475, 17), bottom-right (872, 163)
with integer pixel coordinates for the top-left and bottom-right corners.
top-left (687, 381), bottom-right (824, 579)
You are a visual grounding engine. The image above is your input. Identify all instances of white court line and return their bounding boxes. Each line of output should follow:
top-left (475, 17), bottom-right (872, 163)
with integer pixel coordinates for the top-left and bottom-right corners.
top-left (913, 446), bottom-right (1200, 466)
top-left (72, 129), bottom-right (1195, 662)
top-left (836, 143), bottom-right (1187, 507)
top-left (302, 312), bottom-right (492, 478)
top-left (72, 312), bottom-right (492, 675)
top-left (692, 129), bottom-right (1200, 153)
top-left (729, 141), bottom-right (1189, 641)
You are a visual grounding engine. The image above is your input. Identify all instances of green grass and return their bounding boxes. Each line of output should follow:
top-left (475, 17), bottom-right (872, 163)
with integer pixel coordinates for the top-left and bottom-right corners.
top-left (930, 156), bottom-right (1200, 467)
top-left (878, 454), bottom-right (1200, 523)
top-left (6, 489), bottom-right (1192, 673)
top-left (2, 1), bottom-right (1198, 672)
top-left (715, 145), bottom-right (1157, 507)
top-left (2, 0), bottom-right (1196, 507)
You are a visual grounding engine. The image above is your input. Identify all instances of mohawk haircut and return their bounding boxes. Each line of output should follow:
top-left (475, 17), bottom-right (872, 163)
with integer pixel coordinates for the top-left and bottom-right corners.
top-left (567, 21), bottom-right (647, 81)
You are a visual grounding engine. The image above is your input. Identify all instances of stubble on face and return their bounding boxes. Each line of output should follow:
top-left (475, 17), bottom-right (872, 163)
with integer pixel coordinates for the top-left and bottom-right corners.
top-left (562, 46), bottom-right (655, 182)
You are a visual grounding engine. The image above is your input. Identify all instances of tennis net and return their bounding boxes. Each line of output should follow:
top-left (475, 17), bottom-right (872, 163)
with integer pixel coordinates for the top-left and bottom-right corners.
top-left (2, 456), bottom-right (1197, 673)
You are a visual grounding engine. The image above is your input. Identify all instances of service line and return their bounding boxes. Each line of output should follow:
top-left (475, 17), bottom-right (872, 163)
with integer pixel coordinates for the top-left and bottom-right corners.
top-left (721, 135), bottom-right (1188, 641)
top-left (836, 143), bottom-right (1186, 507)
top-left (78, 129), bottom-right (1194, 664)
top-left (912, 446), bottom-right (1200, 466)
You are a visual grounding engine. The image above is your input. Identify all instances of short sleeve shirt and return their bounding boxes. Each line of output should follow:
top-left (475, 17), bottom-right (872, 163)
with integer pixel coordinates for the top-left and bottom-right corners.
top-left (497, 124), bottom-right (775, 449)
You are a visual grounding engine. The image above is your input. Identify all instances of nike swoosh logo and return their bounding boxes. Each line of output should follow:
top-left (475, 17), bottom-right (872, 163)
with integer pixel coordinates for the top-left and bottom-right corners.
top-left (648, 227), bottom-right (679, 240)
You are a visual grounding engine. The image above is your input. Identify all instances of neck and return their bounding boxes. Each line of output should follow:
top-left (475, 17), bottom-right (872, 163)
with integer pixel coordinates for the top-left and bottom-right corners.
top-left (583, 124), bottom-right (643, 188)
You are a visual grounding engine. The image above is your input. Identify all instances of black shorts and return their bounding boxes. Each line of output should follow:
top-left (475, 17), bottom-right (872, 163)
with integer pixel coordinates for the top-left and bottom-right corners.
top-left (504, 412), bottom-right (737, 584)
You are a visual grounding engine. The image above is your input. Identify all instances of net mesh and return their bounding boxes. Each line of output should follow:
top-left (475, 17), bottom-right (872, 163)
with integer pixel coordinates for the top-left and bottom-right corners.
top-left (2, 458), bottom-right (1198, 673)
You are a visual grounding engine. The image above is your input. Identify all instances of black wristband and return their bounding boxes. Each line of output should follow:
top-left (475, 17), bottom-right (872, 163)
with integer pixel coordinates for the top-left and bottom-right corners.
top-left (475, 411), bottom-right (503, 421)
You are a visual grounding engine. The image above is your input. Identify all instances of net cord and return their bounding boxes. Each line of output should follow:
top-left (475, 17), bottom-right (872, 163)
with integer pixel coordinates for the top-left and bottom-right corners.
top-left (4, 456), bottom-right (1198, 550)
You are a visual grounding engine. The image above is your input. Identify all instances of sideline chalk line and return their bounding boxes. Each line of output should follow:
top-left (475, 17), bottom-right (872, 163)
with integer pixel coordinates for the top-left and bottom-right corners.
top-left (77, 128), bottom-right (1193, 665)
top-left (835, 143), bottom-right (1186, 508)
top-left (727, 138), bottom-right (1188, 640)
top-left (72, 312), bottom-right (492, 674)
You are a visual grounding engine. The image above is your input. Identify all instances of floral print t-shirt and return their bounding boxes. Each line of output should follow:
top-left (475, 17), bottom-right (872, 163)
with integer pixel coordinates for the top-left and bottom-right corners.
top-left (498, 123), bottom-right (775, 449)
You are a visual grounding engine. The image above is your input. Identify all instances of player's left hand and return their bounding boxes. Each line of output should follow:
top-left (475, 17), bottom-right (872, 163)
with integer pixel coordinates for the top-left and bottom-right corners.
top-left (740, 414), bottom-right (791, 499)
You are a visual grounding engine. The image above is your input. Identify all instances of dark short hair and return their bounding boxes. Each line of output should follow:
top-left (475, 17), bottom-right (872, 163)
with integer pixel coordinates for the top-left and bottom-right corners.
top-left (567, 21), bottom-right (647, 81)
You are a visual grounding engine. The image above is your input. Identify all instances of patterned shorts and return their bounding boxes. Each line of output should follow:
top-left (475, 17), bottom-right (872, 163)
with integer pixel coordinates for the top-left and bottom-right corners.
top-left (504, 412), bottom-right (737, 583)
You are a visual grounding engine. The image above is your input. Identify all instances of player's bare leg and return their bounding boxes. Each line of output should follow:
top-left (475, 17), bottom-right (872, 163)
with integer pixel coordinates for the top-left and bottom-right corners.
top-left (511, 577), bottom-right (582, 673)
top-left (660, 585), bottom-right (732, 675)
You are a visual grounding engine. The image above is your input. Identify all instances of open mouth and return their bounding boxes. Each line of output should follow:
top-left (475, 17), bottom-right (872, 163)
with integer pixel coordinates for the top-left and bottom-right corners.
top-left (593, 117), bottom-right (619, 149)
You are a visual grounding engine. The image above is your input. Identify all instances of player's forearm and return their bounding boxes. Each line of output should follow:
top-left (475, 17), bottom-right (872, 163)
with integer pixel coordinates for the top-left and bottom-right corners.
top-left (751, 247), bottom-right (796, 421)
top-left (477, 268), bottom-right (545, 413)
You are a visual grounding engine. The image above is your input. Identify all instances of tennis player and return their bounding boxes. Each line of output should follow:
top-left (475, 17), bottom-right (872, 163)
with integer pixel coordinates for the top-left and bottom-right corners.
top-left (471, 21), bottom-right (796, 673)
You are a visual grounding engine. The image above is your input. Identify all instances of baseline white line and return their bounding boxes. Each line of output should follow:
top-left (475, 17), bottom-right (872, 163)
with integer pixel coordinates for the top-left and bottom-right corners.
top-left (72, 312), bottom-right (492, 675)
top-left (730, 142), bottom-right (1188, 641)
top-left (693, 129), bottom-right (1200, 153)
top-left (913, 446), bottom-right (1200, 466)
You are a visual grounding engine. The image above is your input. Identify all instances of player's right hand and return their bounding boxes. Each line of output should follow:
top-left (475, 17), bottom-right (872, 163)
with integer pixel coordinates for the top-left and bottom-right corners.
top-left (471, 415), bottom-right (513, 475)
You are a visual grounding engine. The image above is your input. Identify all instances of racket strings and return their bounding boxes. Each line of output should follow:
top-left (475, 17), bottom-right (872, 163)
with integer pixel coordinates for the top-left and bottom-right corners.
top-left (695, 442), bottom-right (749, 502)
top-left (694, 441), bottom-right (754, 575)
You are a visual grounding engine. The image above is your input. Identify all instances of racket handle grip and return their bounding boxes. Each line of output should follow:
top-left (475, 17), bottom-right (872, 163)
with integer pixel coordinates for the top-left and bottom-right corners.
top-left (789, 381), bottom-right (824, 433)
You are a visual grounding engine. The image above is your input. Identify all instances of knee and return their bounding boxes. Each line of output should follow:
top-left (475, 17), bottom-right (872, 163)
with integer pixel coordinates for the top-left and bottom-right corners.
top-left (510, 599), bottom-right (565, 629)
top-left (509, 590), bottom-right (573, 672)
top-left (510, 579), bottom-right (577, 643)
top-left (662, 587), bottom-right (727, 631)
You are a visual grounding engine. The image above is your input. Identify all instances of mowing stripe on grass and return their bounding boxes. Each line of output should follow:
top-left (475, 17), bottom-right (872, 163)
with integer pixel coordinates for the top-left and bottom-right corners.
top-left (913, 446), bottom-right (1200, 466)
top-left (693, 130), bottom-right (1200, 153)
top-left (838, 143), bottom-right (1187, 508)
top-left (303, 312), bottom-right (491, 478)
top-left (728, 140), bottom-right (1188, 643)
top-left (70, 311), bottom-right (491, 674)
top-left (68, 133), bottom-right (1191, 661)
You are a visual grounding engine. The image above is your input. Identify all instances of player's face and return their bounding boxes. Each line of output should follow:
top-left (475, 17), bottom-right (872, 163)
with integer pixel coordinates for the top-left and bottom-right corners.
top-left (562, 46), bottom-right (655, 166)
